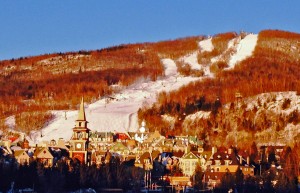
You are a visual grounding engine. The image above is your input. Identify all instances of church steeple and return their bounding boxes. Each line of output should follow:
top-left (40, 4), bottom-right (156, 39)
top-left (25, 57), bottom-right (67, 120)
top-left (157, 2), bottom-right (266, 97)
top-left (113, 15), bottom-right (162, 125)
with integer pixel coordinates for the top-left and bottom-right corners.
top-left (77, 97), bottom-right (86, 121)
top-left (70, 97), bottom-right (90, 164)
top-left (75, 97), bottom-right (88, 128)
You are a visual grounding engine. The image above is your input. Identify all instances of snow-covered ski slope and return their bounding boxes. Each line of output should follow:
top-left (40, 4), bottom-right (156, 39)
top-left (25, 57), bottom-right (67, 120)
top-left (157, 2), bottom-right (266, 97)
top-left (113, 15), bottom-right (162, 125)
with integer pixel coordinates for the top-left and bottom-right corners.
top-left (27, 34), bottom-right (258, 144)
top-left (30, 59), bottom-right (199, 144)
top-left (228, 34), bottom-right (258, 69)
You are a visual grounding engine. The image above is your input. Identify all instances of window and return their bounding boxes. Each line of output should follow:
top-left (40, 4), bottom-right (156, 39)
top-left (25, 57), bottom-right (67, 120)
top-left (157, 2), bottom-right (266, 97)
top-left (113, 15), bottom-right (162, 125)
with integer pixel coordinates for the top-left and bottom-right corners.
top-left (20, 158), bottom-right (27, 165)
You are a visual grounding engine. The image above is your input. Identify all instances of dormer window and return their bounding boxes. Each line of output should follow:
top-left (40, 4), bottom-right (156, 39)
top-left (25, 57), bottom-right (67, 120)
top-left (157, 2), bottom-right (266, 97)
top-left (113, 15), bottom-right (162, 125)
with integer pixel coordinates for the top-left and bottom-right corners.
top-left (225, 160), bottom-right (229, 166)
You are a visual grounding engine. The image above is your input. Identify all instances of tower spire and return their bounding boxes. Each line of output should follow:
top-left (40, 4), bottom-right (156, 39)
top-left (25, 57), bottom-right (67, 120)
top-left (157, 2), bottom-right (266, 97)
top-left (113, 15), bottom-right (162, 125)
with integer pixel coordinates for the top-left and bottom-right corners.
top-left (77, 97), bottom-right (86, 121)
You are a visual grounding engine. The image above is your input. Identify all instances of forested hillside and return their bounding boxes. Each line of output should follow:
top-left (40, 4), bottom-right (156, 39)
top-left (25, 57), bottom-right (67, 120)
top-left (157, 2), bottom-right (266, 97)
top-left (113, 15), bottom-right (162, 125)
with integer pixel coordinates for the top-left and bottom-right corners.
top-left (138, 30), bottom-right (300, 147)
top-left (1, 30), bottom-right (300, 147)
top-left (0, 36), bottom-right (200, 135)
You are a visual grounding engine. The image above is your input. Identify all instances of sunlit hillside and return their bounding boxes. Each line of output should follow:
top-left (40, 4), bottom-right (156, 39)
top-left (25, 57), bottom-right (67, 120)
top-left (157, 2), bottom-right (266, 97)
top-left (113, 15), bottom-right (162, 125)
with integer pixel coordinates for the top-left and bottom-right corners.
top-left (0, 36), bottom-right (201, 136)
top-left (140, 30), bottom-right (300, 147)
top-left (1, 30), bottom-right (300, 148)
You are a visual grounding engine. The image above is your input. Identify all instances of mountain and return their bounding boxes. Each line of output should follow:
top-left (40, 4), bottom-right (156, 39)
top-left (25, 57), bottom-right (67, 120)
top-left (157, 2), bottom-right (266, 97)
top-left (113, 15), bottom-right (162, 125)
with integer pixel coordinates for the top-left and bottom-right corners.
top-left (1, 30), bottom-right (300, 146)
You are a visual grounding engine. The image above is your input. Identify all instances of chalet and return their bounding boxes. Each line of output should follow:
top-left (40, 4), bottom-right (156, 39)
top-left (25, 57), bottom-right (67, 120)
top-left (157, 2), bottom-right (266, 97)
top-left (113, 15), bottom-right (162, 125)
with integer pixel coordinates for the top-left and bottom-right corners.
top-left (33, 147), bottom-right (54, 167)
top-left (14, 149), bottom-right (30, 165)
top-left (205, 148), bottom-right (254, 187)
top-left (179, 151), bottom-right (200, 176)
top-left (110, 141), bottom-right (129, 156)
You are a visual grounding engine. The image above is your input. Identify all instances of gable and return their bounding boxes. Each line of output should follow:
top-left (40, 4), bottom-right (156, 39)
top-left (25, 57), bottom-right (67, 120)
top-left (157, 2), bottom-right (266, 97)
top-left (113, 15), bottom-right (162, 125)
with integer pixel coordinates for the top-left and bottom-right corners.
top-left (36, 147), bottom-right (54, 159)
top-left (14, 150), bottom-right (29, 159)
top-left (182, 152), bottom-right (198, 160)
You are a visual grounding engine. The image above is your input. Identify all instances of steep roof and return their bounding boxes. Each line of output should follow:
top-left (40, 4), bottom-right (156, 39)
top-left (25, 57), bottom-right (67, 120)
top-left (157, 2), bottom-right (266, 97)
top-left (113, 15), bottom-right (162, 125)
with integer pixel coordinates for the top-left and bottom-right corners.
top-left (77, 97), bottom-right (86, 121)
top-left (182, 151), bottom-right (199, 160)
top-left (110, 142), bottom-right (128, 152)
top-left (34, 147), bottom-right (54, 159)
top-left (14, 149), bottom-right (29, 158)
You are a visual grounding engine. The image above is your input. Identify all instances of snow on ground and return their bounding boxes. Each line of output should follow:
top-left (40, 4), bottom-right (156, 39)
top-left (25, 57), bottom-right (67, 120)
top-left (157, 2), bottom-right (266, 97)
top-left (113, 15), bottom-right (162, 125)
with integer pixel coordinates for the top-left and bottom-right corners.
top-left (186, 111), bottom-right (211, 120)
top-left (211, 36), bottom-right (241, 63)
top-left (181, 52), bottom-right (201, 70)
top-left (199, 38), bottom-right (213, 52)
top-left (228, 34), bottom-right (258, 69)
top-left (22, 34), bottom-right (260, 145)
top-left (181, 52), bottom-right (213, 78)
top-left (30, 58), bottom-right (200, 144)
top-left (180, 37), bottom-right (221, 77)
top-left (245, 91), bottom-right (300, 115)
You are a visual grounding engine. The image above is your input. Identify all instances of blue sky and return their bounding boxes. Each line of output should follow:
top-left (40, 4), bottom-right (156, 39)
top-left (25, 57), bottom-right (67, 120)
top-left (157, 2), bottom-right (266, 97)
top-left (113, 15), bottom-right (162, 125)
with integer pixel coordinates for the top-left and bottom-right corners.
top-left (1, 1), bottom-right (300, 60)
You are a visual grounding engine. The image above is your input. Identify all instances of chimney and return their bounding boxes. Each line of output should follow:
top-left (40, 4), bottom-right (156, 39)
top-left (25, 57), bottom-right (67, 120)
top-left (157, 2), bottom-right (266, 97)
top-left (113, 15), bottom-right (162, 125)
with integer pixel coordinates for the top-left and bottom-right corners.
top-left (247, 156), bottom-right (250, 165)
top-left (239, 155), bottom-right (243, 165)
top-left (212, 146), bottom-right (217, 155)
top-left (185, 146), bottom-right (190, 154)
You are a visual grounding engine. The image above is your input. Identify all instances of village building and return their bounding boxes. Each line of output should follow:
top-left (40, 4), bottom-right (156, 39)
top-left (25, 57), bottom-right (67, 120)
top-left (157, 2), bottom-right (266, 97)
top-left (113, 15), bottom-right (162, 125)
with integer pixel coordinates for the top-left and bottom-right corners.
top-left (69, 97), bottom-right (90, 164)
top-left (180, 151), bottom-right (200, 176)
top-left (14, 149), bottom-right (30, 165)
top-left (110, 141), bottom-right (130, 156)
top-left (33, 147), bottom-right (54, 167)
top-left (134, 120), bottom-right (148, 143)
top-left (205, 148), bottom-right (255, 188)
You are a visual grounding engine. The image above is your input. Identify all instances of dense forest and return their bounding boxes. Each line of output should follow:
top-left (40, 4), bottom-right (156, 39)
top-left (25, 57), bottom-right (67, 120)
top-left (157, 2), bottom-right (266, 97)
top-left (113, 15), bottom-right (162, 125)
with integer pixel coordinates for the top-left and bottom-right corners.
top-left (138, 30), bottom-right (300, 147)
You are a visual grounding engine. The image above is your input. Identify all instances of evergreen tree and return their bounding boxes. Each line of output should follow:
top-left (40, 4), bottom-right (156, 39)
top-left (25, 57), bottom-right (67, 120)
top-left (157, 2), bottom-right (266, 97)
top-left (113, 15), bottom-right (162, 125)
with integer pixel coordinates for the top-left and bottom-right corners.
top-left (192, 163), bottom-right (204, 190)
top-left (235, 166), bottom-right (244, 191)
top-left (220, 170), bottom-right (235, 191)
top-left (250, 141), bottom-right (258, 163)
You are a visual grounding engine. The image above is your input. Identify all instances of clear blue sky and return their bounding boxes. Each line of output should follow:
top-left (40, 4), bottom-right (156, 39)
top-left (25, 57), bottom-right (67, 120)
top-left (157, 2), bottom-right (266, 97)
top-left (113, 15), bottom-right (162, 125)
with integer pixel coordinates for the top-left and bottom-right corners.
top-left (1, 1), bottom-right (300, 60)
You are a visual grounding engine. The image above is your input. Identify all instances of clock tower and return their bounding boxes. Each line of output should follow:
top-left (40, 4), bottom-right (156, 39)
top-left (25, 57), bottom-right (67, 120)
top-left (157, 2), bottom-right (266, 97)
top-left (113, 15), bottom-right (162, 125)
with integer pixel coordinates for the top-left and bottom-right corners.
top-left (69, 97), bottom-right (90, 164)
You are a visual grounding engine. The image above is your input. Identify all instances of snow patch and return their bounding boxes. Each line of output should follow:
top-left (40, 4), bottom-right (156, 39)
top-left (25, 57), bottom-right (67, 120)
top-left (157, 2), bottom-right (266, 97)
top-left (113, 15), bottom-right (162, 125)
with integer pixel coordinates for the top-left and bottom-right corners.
top-left (186, 111), bottom-right (211, 120)
top-left (228, 34), bottom-right (258, 69)
top-left (181, 52), bottom-right (201, 70)
top-left (199, 38), bottom-right (214, 52)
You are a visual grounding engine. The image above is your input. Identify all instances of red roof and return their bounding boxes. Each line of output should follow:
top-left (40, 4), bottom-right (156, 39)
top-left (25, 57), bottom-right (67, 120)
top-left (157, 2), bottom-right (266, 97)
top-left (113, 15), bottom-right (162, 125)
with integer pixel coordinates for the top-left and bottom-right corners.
top-left (8, 136), bottom-right (19, 142)
top-left (115, 133), bottom-right (129, 140)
